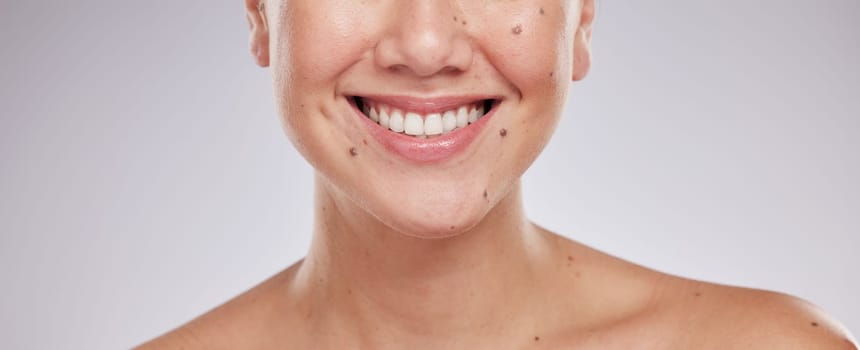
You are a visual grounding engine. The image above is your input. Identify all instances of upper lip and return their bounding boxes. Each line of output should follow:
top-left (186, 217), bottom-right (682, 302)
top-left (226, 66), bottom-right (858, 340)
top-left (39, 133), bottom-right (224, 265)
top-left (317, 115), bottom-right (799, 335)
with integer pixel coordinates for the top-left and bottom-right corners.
top-left (353, 95), bottom-right (501, 114)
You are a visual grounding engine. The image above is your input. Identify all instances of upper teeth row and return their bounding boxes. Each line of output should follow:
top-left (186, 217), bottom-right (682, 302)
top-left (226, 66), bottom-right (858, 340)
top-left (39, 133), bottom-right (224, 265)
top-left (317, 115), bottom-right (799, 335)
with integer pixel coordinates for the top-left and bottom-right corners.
top-left (360, 101), bottom-right (486, 137)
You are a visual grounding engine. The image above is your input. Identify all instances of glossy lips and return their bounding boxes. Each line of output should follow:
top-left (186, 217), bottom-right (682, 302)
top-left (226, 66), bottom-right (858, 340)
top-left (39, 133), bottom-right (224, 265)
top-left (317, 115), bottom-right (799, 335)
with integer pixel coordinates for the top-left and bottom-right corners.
top-left (352, 96), bottom-right (498, 163)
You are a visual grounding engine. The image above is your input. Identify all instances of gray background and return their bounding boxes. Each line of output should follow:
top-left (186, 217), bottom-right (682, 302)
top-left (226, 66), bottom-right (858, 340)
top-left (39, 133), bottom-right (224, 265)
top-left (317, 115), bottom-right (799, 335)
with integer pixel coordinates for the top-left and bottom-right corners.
top-left (0, 1), bottom-right (857, 349)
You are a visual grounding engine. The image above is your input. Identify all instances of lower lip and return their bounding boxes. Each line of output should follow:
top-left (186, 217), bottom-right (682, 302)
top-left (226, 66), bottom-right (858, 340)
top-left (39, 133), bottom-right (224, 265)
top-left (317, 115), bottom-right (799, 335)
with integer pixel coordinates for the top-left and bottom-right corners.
top-left (352, 101), bottom-right (497, 164)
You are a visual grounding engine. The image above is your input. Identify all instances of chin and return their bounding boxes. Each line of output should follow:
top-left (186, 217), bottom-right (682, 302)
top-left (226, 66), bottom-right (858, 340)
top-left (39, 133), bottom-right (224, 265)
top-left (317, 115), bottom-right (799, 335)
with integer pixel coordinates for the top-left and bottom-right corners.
top-left (373, 194), bottom-right (487, 240)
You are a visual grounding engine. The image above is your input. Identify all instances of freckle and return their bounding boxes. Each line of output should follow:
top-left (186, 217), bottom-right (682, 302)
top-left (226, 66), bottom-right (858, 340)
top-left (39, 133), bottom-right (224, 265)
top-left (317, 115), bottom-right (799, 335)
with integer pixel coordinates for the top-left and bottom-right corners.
top-left (811, 322), bottom-right (819, 327)
top-left (694, 292), bottom-right (702, 297)
top-left (499, 128), bottom-right (507, 137)
top-left (483, 190), bottom-right (488, 199)
top-left (347, 288), bottom-right (352, 295)
top-left (549, 71), bottom-right (554, 77)
top-left (567, 255), bottom-right (574, 262)
top-left (534, 336), bottom-right (540, 341)
top-left (575, 271), bottom-right (582, 278)
top-left (540, 7), bottom-right (545, 15)
top-left (453, 16), bottom-right (457, 22)
top-left (462, 20), bottom-right (467, 25)
top-left (512, 24), bottom-right (522, 35)
top-left (450, 225), bottom-right (455, 230)
top-left (349, 147), bottom-right (358, 156)
top-left (362, 139), bottom-right (367, 145)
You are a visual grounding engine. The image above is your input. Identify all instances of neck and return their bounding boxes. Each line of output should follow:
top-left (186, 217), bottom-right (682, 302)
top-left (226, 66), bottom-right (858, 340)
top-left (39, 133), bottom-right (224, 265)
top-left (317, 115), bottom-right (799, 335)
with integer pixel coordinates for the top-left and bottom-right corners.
top-left (297, 172), bottom-right (553, 346)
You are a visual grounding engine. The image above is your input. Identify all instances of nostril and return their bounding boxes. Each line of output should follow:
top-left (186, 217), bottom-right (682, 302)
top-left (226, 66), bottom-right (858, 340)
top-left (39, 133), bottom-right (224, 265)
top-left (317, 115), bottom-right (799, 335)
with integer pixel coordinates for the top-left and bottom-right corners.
top-left (439, 66), bottom-right (462, 75)
top-left (387, 64), bottom-right (410, 74)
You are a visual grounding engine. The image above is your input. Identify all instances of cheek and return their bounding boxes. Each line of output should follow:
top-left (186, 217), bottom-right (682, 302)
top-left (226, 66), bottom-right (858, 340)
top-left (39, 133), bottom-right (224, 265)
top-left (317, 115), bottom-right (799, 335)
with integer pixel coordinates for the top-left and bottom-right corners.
top-left (269, 2), bottom-right (372, 155)
top-left (479, 6), bottom-right (572, 143)
top-left (271, 1), bottom-right (373, 97)
top-left (481, 4), bottom-right (574, 185)
top-left (471, 2), bottom-right (574, 97)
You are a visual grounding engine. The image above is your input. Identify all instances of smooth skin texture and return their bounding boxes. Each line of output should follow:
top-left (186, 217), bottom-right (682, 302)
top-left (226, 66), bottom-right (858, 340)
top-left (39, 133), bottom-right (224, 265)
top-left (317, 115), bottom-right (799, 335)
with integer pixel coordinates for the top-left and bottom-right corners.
top-left (138, 0), bottom-right (856, 349)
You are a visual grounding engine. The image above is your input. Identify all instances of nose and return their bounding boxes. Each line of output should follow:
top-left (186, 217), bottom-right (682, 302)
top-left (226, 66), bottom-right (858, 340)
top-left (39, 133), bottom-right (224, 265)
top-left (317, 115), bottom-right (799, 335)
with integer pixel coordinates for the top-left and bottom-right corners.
top-left (374, 1), bottom-right (473, 77)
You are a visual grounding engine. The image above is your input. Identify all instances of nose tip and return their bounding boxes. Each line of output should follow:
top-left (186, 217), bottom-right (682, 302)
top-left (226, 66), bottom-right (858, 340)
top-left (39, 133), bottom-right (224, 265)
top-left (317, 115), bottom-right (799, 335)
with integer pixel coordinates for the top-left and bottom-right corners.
top-left (374, 3), bottom-right (473, 77)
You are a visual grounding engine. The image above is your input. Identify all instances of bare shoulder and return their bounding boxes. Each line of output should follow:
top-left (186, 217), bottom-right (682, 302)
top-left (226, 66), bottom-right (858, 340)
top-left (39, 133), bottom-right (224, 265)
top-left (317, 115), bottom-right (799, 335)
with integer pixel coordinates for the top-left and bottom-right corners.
top-left (610, 265), bottom-right (858, 350)
top-left (133, 261), bottom-right (308, 349)
top-left (672, 282), bottom-right (858, 349)
top-left (607, 256), bottom-right (856, 349)
top-left (540, 228), bottom-right (856, 349)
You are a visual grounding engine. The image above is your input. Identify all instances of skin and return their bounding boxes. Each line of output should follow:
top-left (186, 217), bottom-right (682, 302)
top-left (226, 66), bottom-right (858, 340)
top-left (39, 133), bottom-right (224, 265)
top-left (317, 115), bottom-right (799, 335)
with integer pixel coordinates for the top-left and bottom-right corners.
top-left (137, 0), bottom-right (857, 349)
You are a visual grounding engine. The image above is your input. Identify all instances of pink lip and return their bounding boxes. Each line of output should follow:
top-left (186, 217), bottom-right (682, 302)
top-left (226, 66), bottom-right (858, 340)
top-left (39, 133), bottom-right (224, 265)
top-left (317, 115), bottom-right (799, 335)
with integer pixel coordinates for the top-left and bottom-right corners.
top-left (350, 96), bottom-right (499, 164)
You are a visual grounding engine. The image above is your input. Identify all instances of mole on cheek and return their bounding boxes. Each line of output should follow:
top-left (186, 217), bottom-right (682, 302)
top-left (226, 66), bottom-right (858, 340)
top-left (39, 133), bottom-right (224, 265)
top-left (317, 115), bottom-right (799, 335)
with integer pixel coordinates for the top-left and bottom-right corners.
top-left (540, 7), bottom-right (545, 15)
top-left (349, 147), bottom-right (358, 157)
top-left (483, 189), bottom-right (488, 199)
top-left (512, 24), bottom-right (522, 35)
top-left (499, 128), bottom-right (507, 137)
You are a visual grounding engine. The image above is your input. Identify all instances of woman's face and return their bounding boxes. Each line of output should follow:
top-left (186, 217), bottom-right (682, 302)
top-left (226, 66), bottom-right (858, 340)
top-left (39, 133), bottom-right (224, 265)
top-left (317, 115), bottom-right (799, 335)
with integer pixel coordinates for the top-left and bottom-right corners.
top-left (247, 0), bottom-right (593, 238)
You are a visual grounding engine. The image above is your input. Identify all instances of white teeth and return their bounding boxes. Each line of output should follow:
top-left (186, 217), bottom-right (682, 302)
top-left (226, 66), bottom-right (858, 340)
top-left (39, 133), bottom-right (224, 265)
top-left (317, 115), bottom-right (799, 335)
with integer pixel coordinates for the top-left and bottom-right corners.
top-left (379, 108), bottom-right (390, 128)
top-left (424, 113), bottom-right (443, 135)
top-left (404, 112), bottom-right (424, 135)
top-left (456, 106), bottom-right (469, 128)
top-left (389, 109), bottom-right (405, 132)
top-left (442, 111), bottom-right (457, 133)
top-left (359, 99), bottom-right (492, 137)
top-left (468, 107), bottom-right (478, 124)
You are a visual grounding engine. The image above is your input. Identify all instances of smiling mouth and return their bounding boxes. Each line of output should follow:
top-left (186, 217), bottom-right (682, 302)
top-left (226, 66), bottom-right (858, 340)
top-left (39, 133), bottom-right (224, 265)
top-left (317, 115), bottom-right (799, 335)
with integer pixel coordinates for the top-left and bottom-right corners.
top-left (352, 97), bottom-right (497, 139)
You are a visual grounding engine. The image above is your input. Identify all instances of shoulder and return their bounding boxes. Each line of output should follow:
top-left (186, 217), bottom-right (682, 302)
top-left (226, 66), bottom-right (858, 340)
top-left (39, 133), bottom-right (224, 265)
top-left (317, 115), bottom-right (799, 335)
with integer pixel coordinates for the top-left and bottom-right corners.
top-left (134, 261), bottom-right (309, 349)
top-left (538, 229), bottom-right (855, 349)
top-left (658, 281), bottom-right (857, 349)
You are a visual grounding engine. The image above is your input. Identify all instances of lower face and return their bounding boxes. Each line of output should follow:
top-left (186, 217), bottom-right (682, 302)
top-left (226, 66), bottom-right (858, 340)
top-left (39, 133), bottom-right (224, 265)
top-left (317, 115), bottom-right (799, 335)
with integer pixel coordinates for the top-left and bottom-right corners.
top-left (269, 0), bottom-right (579, 238)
